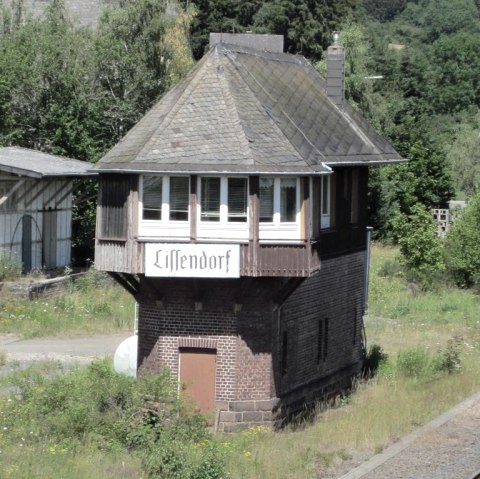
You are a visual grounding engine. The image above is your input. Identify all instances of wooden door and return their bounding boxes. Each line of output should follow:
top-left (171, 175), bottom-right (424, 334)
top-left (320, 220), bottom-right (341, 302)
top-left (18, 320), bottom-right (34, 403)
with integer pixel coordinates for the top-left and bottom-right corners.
top-left (179, 348), bottom-right (216, 415)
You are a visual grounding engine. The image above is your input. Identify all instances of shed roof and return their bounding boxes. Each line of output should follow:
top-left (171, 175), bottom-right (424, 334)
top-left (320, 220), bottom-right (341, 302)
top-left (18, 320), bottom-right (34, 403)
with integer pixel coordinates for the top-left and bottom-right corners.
top-left (0, 147), bottom-right (96, 178)
top-left (96, 43), bottom-right (404, 175)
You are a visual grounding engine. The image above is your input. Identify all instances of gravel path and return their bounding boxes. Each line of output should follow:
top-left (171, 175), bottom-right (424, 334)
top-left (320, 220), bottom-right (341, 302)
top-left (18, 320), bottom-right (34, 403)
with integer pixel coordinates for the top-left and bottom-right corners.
top-left (337, 391), bottom-right (480, 479)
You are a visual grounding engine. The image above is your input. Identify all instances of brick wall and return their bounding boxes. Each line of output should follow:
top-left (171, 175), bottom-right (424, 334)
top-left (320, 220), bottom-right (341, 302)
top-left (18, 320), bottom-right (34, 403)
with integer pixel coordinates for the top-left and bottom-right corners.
top-left (136, 250), bottom-right (367, 426)
top-left (137, 278), bottom-right (280, 403)
top-left (139, 301), bottom-right (237, 401)
top-left (275, 250), bottom-right (366, 409)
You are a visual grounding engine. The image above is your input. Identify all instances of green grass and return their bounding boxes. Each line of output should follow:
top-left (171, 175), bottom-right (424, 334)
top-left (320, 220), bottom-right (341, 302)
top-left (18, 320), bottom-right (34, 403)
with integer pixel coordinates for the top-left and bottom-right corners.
top-left (0, 270), bottom-right (135, 338)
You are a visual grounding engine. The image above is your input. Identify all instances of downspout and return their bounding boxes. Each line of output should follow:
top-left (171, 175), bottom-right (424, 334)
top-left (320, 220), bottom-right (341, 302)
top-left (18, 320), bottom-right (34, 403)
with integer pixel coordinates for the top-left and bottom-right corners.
top-left (364, 226), bottom-right (373, 312)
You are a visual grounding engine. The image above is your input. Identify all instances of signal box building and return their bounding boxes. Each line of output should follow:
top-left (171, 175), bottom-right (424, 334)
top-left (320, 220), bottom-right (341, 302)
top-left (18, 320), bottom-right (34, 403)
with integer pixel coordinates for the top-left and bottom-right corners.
top-left (94, 34), bottom-right (403, 431)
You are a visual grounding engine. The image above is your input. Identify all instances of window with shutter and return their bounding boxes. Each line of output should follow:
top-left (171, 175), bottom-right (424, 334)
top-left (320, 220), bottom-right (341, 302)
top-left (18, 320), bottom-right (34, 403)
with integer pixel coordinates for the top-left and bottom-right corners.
top-left (227, 178), bottom-right (247, 222)
top-left (259, 177), bottom-right (274, 222)
top-left (200, 177), bottom-right (221, 221)
top-left (169, 176), bottom-right (189, 221)
top-left (142, 175), bottom-right (163, 220)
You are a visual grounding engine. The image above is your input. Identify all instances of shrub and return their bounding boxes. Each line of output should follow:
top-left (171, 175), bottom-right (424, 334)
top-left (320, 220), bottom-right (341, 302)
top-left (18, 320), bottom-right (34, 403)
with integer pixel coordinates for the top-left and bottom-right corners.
top-left (363, 344), bottom-right (388, 378)
top-left (444, 194), bottom-right (480, 288)
top-left (396, 347), bottom-right (437, 379)
top-left (437, 336), bottom-right (463, 374)
top-left (0, 251), bottom-right (22, 281)
top-left (5, 359), bottom-right (227, 479)
top-left (390, 203), bottom-right (445, 289)
top-left (378, 257), bottom-right (404, 278)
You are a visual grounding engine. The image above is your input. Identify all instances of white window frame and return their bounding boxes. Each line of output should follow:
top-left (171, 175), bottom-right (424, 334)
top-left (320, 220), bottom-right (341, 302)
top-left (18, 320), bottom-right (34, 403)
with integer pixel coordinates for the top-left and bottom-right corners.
top-left (320, 175), bottom-right (331, 230)
top-left (138, 175), bottom-right (190, 239)
top-left (197, 176), bottom-right (249, 241)
top-left (259, 177), bottom-right (301, 242)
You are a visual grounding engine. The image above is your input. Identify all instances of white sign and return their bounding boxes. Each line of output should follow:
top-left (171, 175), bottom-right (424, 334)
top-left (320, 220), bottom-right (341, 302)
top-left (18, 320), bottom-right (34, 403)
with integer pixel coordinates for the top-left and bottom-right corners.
top-left (145, 243), bottom-right (240, 278)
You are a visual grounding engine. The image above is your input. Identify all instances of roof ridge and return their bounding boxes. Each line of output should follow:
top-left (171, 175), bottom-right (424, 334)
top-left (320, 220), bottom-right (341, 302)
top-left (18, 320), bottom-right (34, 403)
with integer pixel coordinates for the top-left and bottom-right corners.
top-left (213, 49), bottom-right (255, 165)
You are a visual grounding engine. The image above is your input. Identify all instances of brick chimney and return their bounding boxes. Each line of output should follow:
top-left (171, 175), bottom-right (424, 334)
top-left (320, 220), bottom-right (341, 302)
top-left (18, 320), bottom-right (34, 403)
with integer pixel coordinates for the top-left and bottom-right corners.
top-left (209, 33), bottom-right (284, 53)
top-left (326, 31), bottom-right (345, 109)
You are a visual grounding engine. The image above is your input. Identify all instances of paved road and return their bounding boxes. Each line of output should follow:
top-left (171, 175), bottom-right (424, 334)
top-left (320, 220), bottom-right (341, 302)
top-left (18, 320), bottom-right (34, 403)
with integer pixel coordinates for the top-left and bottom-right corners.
top-left (0, 333), bottom-right (131, 365)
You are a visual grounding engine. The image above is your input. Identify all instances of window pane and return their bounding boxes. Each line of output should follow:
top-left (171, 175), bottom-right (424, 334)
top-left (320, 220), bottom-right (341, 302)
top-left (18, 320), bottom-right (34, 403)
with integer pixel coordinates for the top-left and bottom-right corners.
top-left (259, 177), bottom-right (273, 222)
top-left (280, 178), bottom-right (296, 222)
top-left (143, 175), bottom-right (162, 220)
top-left (169, 176), bottom-right (189, 221)
top-left (228, 178), bottom-right (247, 222)
top-left (201, 177), bottom-right (220, 221)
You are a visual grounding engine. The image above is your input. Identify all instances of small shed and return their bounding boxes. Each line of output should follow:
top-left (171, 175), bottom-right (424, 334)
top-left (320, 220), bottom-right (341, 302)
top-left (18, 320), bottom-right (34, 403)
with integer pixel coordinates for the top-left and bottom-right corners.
top-left (0, 147), bottom-right (95, 272)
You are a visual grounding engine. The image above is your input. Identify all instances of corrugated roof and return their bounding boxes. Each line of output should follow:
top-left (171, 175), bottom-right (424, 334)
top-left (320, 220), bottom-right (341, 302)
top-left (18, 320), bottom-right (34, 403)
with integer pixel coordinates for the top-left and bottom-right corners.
top-left (96, 43), bottom-right (404, 175)
top-left (0, 147), bottom-right (96, 178)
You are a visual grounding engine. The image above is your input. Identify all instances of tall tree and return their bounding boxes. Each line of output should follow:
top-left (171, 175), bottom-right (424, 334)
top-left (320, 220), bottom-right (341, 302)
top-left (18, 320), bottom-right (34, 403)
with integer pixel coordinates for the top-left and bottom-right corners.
top-left (190, 0), bottom-right (357, 61)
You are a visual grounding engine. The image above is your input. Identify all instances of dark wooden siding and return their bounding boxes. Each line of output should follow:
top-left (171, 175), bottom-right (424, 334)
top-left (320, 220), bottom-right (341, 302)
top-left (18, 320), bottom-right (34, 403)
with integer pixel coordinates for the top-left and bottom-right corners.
top-left (240, 243), bottom-right (320, 277)
top-left (97, 174), bottom-right (137, 241)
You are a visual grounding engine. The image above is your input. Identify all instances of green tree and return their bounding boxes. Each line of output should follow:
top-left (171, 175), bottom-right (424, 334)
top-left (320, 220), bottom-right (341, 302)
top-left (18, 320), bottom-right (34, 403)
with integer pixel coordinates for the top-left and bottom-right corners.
top-left (420, 0), bottom-right (479, 42)
top-left (0, 0), bottom-right (105, 159)
top-left (391, 202), bottom-right (445, 285)
top-left (445, 194), bottom-right (480, 287)
top-left (190, 0), bottom-right (357, 61)
top-left (429, 32), bottom-right (480, 114)
top-left (445, 112), bottom-right (480, 198)
top-left (95, 0), bottom-right (194, 143)
top-left (361, 0), bottom-right (407, 22)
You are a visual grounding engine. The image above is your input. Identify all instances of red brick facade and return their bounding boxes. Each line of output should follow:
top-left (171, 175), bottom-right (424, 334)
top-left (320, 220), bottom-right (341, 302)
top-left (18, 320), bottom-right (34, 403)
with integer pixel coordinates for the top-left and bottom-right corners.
top-left (137, 250), bottom-right (366, 430)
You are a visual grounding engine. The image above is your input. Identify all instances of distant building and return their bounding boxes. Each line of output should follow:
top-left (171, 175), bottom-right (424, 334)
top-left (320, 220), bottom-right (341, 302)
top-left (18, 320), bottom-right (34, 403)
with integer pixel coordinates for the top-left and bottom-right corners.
top-left (432, 200), bottom-right (467, 237)
top-left (94, 34), bottom-right (404, 431)
top-left (0, 147), bottom-right (95, 272)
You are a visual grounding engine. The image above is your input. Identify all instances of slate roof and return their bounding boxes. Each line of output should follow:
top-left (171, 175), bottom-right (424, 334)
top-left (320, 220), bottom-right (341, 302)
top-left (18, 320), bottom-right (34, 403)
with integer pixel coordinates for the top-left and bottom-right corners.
top-left (0, 147), bottom-right (96, 178)
top-left (96, 43), bottom-right (404, 175)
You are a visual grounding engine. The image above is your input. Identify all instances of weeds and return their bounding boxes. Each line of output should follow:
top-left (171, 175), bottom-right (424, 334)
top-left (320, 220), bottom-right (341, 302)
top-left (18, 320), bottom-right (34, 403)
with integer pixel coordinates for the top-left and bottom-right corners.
top-left (0, 268), bottom-right (134, 338)
top-left (0, 251), bottom-right (21, 281)
top-left (1, 359), bottom-right (227, 479)
top-left (0, 349), bottom-right (6, 367)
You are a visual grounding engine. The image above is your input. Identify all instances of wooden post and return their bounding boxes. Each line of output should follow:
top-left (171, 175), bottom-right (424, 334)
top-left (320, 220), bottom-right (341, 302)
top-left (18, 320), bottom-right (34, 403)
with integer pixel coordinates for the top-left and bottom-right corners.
top-left (248, 176), bottom-right (259, 275)
top-left (190, 175), bottom-right (198, 241)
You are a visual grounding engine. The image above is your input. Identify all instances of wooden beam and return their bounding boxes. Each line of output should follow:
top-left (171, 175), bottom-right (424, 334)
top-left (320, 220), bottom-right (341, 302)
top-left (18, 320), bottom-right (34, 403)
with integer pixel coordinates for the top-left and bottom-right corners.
top-left (108, 272), bottom-right (140, 298)
top-left (190, 175), bottom-right (198, 241)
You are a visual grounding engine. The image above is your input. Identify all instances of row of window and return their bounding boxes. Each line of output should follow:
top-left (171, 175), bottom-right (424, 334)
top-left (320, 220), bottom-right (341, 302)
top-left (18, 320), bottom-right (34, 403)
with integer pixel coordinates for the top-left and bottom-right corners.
top-left (141, 175), bottom-right (328, 225)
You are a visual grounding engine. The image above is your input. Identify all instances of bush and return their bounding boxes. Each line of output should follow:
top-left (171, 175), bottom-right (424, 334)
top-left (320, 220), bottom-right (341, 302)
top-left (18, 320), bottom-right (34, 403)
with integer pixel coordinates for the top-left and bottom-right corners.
top-left (390, 203), bottom-right (445, 289)
top-left (378, 257), bottom-right (404, 278)
top-left (363, 344), bottom-right (388, 378)
top-left (0, 251), bottom-right (22, 281)
top-left (4, 359), bottom-right (228, 479)
top-left (437, 336), bottom-right (463, 374)
top-left (396, 347), bottom-right (437, 379)
top-left (445, 194), bottom-right (480, 288)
